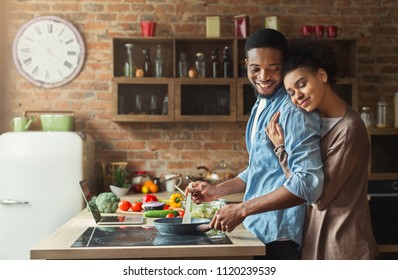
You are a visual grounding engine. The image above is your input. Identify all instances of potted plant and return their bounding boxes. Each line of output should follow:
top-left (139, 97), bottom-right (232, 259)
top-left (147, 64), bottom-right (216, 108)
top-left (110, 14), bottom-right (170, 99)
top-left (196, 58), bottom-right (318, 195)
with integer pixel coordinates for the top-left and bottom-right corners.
top-left (110, 166), bottom-right (131, 197)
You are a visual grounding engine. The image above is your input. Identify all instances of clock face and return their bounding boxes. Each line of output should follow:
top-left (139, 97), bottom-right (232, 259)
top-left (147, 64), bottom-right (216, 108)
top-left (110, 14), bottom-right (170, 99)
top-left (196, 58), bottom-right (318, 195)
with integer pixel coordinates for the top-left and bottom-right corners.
top-left (12, 16), bottom-right (85, 88)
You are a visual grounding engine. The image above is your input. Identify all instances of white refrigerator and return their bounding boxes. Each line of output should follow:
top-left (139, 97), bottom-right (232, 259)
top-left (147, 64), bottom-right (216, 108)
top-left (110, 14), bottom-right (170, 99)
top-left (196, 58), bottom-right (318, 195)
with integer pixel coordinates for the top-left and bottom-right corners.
top-left (0, 131), bottom-right (95, 259)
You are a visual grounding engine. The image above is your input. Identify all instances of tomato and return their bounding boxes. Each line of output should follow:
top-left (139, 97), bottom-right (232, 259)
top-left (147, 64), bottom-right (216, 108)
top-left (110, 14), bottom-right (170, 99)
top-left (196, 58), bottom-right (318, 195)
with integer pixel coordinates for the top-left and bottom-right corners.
top-left (163, 204), bottom-right (170, 210)
top-left (178, 209), bottom-right (185, 217)
top-left (166, 213), bottom-right (175, 218)
top-left (142, 194), bottom-right (158, 203)
top-left (131, 201), bottom-right (143, 212)
top-left (118, 200), bottom-right (131, 212)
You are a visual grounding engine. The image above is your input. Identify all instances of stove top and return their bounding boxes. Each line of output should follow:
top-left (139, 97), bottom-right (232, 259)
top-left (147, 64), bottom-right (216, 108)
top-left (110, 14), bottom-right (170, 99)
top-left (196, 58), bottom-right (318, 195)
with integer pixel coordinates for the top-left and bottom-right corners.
top-left (71, 226), bottom-right (232, 247)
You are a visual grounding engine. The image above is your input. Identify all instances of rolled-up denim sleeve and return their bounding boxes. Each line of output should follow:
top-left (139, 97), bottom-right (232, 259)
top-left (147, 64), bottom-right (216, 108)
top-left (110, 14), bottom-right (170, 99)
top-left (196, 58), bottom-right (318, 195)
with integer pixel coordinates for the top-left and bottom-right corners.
top-left (280, 109), bottom-right (324, 204)
top-left (238, 167), bottom-right (249, 183)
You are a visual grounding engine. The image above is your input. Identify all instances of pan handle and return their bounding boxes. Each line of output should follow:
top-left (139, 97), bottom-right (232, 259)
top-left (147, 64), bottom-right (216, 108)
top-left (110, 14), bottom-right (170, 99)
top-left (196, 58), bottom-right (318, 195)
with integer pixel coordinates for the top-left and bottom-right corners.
top-left (196, 223), bottom-right (211, 233)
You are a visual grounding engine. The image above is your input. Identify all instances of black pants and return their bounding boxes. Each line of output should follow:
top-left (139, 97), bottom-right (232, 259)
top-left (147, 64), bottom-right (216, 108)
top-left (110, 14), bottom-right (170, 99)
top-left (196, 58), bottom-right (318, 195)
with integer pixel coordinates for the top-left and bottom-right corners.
top-left (254, 240), bottom-right (301, 260)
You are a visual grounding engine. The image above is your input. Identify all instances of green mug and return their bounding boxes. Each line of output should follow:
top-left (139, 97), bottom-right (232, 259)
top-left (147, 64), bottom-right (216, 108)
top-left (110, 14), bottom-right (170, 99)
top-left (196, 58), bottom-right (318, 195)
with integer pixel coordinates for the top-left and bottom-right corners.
top-left (10, 117), bottom-right (34, 132)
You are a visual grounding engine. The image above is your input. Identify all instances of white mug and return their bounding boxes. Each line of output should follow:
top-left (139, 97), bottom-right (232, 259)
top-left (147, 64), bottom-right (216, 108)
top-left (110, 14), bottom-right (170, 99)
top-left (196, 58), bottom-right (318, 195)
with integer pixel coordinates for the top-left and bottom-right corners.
top-left (164, 174), bottom-right (182, 192)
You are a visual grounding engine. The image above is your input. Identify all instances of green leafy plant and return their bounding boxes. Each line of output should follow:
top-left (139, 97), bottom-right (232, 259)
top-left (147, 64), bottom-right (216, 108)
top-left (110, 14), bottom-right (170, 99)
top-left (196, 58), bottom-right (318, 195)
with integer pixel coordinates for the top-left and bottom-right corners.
top-left (112, 166), bottom-right (130, 188)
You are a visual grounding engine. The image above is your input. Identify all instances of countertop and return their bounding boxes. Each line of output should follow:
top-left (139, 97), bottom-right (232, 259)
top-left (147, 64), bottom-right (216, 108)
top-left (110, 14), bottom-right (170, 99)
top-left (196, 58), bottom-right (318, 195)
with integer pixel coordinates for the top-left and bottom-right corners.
top-left (30, 194), bottom-right (265, 259)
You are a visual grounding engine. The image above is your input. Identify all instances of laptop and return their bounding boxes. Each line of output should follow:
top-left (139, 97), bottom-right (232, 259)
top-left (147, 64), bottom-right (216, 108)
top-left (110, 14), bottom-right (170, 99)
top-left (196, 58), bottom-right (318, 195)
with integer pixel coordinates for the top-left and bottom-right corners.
top-left (78, 180), bottom-right (144, 225)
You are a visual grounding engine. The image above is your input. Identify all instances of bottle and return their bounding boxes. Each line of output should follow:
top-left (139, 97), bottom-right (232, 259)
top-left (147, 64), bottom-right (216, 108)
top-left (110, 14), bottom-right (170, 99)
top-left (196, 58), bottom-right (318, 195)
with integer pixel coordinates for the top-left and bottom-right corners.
top-left (134, 94), bottom-right (142, 114)
top-left (149, 95), bottom-right (157, 115)
top-left (360, 106), bottom-right (373, 128)
top-left (154, 44), bottom-right (164, 77)
top-left (162, 96), bottom-right (168, 115)
top-left (376, 96), bottom-right (388, 128)
top-left (211, 49), bottom-right (220, 78)
top-left (124, 43), bottom-right (134, 77)
top-left (142, 48), bottom-right (151, 77)
top-left (394, 92), bottom-right (398, 128)
top-left (178, 53), bottom-right (188, 77)
top-left (195, 52), bottom-right (206, 78)
top-left (222, 46), bottom-right (231, 78)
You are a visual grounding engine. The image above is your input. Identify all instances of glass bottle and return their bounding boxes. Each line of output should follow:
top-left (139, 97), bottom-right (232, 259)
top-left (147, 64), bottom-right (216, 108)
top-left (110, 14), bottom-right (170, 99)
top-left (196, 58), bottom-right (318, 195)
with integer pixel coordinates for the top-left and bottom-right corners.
top-left (211, 49), bottom-right (220, 78)
top-left (142, 48), bottom-right (151, 77)
top-left (134, 94), bottom-right (142, 114)
top-left (124, 43), bottom-right (135, 77)
top-left (154, 44), bottom-right (164, 77)
top-left (195, 52), bottom-right (206, 78)
top-left (162, 96), bottom-right (168, 115)
top-left (360, 106), bottom-right (373, 128)
top-left (178, 53), bottom-right (188, 77)
top-left (222, 46), bottom-right (231, 78)
top-left (149, 95), bottom-right (157, 115)
top-left (376, 96), bottom-right (388, 128)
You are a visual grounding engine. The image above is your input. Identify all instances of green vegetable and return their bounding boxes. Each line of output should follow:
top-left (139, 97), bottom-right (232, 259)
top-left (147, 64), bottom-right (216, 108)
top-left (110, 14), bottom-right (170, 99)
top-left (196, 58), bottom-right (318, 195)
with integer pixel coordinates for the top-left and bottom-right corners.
top-left (95, 192), bottom-right (120, 213)
top-left (143, 210), bottom-right (179, 218)
top-left (113, 166), bottom-right (130, 188)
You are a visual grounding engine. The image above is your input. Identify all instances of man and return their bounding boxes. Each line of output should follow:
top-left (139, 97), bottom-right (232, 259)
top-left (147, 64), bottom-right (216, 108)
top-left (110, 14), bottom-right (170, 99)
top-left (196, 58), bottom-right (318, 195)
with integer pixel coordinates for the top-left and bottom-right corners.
top-left (189, 28), bottom-right (324, 259)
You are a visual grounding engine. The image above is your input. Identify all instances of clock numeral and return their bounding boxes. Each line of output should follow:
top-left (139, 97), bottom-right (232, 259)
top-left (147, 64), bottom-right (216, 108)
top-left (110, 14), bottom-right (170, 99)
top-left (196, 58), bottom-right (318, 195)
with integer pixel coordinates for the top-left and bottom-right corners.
top-left (24, 36), bottom-right (34, 42)
top-left (35, 26), bottom-right (42, 35)
top-left (32, 66), bottom-right (39, 76)
top-left (65, 39), bottom-right (74, 45)
top-left (21, 48), bottom-right (31, 53)
top-left (58, 70), bottom-right (64, 78)
top-left (58, 27), bottom-right (65, 37)
top-left (47, 23), bottom-right (53, 34)
top-left (64, 61), bottom-right (73, 69)
top-left (45, 70), bottom-right (50, 80)
top-left (23, 57), bottom-right (32, 66)
top-left (67, 51), bottom-right (77, 56)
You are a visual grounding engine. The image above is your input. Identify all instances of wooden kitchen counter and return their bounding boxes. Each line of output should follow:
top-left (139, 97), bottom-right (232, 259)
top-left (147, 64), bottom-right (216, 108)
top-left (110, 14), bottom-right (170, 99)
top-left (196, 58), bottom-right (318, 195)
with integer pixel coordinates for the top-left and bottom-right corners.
top-left (30, 209), bottom-right (265, 260)
top-left (122, 191), bottom-right (245, 204)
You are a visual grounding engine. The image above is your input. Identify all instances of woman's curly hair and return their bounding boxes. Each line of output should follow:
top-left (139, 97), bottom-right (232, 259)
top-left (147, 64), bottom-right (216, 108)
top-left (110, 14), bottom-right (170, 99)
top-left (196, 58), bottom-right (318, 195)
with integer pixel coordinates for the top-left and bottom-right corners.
top-left (283, 40), bottom-right (339, 89)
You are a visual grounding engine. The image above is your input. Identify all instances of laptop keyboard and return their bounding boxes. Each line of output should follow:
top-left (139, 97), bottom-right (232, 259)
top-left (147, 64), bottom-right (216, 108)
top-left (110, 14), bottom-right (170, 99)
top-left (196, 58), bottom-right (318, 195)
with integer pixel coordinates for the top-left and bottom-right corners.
top-left (100, 216), bottom-right (124, 222)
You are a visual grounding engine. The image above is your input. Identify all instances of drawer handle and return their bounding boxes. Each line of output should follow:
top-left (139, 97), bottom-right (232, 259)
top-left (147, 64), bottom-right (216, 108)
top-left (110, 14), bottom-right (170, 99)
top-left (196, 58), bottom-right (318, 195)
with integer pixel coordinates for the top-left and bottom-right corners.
top-left (0, 199), bottom-right (29, 205)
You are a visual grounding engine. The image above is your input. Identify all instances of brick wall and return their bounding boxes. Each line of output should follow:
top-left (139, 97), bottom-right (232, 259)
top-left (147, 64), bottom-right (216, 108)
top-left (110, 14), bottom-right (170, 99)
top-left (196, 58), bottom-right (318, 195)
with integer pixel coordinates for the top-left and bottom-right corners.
top-left (1, 0), bottom-right (397, 189)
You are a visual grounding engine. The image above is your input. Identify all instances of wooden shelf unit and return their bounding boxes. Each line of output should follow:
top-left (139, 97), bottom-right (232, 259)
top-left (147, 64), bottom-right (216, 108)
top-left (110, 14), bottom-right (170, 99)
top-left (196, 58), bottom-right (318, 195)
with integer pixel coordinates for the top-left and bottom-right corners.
top-left (112, 37), bottom-right (358, 123)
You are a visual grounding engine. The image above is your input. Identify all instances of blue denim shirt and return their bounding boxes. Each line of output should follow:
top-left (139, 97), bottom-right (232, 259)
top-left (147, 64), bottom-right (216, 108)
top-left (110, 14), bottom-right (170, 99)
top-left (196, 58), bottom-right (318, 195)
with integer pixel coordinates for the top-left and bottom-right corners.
top-left (238, 86), bottom-right (324, 247)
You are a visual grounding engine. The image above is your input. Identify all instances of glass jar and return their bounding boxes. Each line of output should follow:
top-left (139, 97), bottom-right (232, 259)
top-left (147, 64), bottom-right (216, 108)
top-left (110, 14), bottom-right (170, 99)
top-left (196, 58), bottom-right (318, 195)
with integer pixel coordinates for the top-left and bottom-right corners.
top-left (360, 106), bottom-right (373, 128)
top-left (132, 170), bottom-right (151, 185)
top-left (376, 97), bottom-right (389, 128)
top-left (189, 199), bottom-right (226, 237)
top-left (195, 52), bottom-right (206, 77)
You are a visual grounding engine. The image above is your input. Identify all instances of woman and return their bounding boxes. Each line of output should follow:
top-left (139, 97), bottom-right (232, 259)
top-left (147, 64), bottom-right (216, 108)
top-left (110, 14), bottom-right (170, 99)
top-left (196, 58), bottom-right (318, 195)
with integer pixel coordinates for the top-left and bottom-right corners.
top-left (266, 41), bottom-right (379, 259)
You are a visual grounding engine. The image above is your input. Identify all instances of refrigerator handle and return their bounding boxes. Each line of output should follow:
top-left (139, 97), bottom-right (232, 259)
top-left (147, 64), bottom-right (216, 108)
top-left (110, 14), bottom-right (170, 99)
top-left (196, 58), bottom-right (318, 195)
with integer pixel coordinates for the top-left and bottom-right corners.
top-left (0, 199), bottom-right (29, 205)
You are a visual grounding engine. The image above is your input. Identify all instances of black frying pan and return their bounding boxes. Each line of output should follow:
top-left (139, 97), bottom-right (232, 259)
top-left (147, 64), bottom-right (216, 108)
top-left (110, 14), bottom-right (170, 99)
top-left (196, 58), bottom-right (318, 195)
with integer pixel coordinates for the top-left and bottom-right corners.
top-left (153, 217), bottom-right (211, 235)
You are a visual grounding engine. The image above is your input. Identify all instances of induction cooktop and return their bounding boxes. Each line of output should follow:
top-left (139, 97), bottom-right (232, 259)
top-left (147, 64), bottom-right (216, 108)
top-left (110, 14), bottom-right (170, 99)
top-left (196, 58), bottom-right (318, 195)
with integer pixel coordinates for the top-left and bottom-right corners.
top-left (71, 226), bottom-right (232, 247)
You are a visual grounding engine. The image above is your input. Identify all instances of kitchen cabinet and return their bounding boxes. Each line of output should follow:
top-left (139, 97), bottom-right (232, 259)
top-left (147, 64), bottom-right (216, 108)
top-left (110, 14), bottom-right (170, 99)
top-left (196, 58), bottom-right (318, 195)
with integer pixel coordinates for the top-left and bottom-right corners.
top-left (367, 127), bottom-right (398, 180)
top-left (112, 37), bottom-right (358, 122)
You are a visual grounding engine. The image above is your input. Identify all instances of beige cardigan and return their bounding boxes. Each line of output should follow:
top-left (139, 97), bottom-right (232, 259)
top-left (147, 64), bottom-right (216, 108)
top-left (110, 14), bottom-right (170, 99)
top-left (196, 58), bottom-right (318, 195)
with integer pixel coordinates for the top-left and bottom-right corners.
top-left (275, 106), bottom-right (379, 259)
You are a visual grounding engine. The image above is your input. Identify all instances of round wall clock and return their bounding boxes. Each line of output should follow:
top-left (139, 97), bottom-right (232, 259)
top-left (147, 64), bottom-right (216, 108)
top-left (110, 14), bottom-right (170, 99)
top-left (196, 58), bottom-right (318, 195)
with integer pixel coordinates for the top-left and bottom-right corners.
top-left (12, 15), bottom-right (85, 88)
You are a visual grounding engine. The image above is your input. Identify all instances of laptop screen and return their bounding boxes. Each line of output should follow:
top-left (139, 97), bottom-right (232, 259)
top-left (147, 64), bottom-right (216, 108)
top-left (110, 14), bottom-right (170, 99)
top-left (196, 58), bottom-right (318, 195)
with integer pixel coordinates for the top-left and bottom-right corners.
top-left (79, 180), bottom-right (102, 222)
